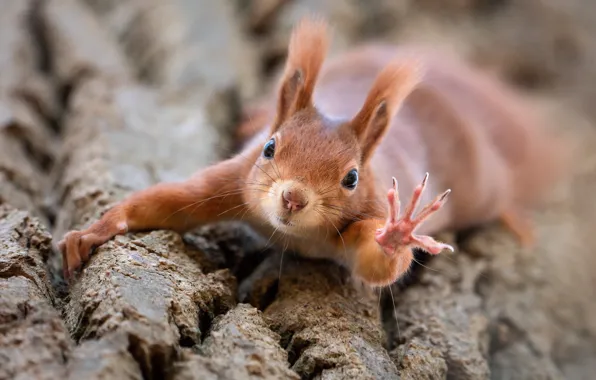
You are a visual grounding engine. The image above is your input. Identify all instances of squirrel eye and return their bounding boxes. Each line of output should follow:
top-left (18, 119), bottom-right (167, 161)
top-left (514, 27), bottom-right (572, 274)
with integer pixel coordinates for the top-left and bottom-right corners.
top-left (342, 169), bottom-right (358, 190)
top-left (262, 138), bottom-right (276, 159)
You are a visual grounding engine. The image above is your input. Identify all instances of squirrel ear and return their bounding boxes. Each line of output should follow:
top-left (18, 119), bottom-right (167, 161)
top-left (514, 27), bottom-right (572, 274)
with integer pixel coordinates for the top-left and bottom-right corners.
top-left (351, 60), bottom-right (423, 162)
top-left (271, 16), bottom-right (330, 133)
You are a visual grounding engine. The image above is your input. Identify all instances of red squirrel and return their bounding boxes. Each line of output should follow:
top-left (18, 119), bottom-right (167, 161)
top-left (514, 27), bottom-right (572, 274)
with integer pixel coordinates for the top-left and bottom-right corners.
top-left (58, 17), bottom-right (566, 287)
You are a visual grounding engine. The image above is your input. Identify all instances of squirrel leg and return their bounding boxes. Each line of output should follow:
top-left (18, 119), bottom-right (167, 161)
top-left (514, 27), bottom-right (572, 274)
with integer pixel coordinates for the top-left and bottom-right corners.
top-left (58, 157), bottom-right (247, 279)
top-left (335, 173), bottom-right (453, 287)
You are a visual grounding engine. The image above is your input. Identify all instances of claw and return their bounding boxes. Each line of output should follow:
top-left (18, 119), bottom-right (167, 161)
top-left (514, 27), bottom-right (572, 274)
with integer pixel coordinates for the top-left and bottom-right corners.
top-left (404, 172), bottom-right (429, 220)
top-left (392, 177), bottom-right (400, 217)
top-left (413, 235), bottom-right (454, 255)
top-left (387, 177), bottom-right (401, 224)
top-left (413, 188), bottom-right (451, 224)
top-left (439, 189), bottom-right (451, 202)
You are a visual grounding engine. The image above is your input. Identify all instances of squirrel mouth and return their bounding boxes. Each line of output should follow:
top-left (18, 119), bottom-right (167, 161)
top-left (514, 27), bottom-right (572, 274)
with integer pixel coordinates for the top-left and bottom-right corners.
top-left (275, 216), bottom-right (294, 227)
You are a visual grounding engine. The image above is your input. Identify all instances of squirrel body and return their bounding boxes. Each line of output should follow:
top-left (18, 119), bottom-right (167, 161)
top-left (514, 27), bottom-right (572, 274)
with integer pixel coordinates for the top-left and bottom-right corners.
top-left (59, 18), bottom-right (566, 287)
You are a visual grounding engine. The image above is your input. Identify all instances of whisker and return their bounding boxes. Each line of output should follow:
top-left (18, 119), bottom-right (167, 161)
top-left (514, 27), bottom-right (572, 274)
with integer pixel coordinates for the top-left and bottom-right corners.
top-left (217, 202), bottom-right (250, 217)
top-left (236, 205), bottom-right (253, 222)
top-left (160, 188), bottom-right (247, 225)
top-left (181, 184), bottom-right (265, 227)
top-left (320, 197), bottom-right (383, 206)
top-left (377, 287), bottom-right (383, 328)
top-left (320, 206), bottom-right (376, 219)
top-left (244, 181), bottom-right (270, 188)
top-left (279, 238), bottom-right (289, 282)
top-left (253, 163), bottom-right (278, 184)
top-left (388, 285), bottom-right (401, 343)
top-left (234, 151), bottom-right (279, 185)
top-left (264, 216), bottom-right (280, 249)
top-left (271, 157), bottom-right (283, 181)
top-left (314, 209), bottom-right (331, 242)
top-left (411, 256), bottom-right (447, 274)
top-left (317, 204), bottom-right (380, 221)
top-left (318, 185), bottom-right (338, 196)
top-left (320, 212), bottom-right (347, 257)
top-left (326, 205), bottom-right (381, 219)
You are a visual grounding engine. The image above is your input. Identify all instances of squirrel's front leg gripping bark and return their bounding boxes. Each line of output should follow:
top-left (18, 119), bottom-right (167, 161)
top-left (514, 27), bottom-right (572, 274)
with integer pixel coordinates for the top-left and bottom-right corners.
top-left (58, 157), bottom-right (246, 280)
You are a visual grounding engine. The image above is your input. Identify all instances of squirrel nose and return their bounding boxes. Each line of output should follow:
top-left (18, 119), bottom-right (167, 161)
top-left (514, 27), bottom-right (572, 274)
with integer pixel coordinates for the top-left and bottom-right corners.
top-left (282, 189), bottom-right (307, 212)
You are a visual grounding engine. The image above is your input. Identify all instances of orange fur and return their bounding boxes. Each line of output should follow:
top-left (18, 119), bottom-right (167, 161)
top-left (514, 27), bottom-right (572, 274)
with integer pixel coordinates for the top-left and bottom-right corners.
top-left (59, 17), bottom-right (568, 287)
top-left (351, 59), bottom-right (423, 162)
top-left (271, 16), bottom-right (330, 133)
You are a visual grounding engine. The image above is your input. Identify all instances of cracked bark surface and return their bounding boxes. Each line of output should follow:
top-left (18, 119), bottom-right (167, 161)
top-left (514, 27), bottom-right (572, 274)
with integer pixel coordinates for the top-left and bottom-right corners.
top-left (1, 0), bottom-right (596, 379)
top-left (53, 75), bottom-right (238, 379)
top-left (263, 259), bottom-right (400, 379)
top-left (0, 205), bottom-right (70, 380)
top-left (171, 304), bottom-right (300, 380)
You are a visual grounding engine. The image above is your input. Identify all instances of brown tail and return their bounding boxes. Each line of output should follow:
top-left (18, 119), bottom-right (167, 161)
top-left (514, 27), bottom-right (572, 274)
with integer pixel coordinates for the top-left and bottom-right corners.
top-left (498, 122), bottom-right (570, 247)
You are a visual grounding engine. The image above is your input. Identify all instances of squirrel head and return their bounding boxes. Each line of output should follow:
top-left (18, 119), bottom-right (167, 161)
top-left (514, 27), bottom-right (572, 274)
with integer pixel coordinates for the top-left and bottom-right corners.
top-left (245, 16), bottom-right (423, 235)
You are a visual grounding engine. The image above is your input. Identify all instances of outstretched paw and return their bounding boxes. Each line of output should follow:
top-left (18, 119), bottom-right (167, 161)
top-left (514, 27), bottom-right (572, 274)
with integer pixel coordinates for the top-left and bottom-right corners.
top-left (374, 173), bottom-right (454, 256)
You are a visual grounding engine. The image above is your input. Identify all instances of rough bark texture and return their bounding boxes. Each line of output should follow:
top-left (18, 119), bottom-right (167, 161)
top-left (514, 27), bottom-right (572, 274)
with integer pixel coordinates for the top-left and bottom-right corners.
top-left (1, 0), bottom-right (596, 379)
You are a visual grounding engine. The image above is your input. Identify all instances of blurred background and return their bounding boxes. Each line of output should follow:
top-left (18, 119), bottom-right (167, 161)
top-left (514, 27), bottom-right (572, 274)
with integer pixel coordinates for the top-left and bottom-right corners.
top-left (1, 0), bottom-right (596, 379)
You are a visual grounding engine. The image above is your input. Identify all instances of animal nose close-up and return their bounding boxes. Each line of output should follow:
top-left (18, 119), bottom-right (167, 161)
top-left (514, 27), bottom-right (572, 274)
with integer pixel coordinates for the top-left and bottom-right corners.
top-left (282, 189), bottom-right (307, 212)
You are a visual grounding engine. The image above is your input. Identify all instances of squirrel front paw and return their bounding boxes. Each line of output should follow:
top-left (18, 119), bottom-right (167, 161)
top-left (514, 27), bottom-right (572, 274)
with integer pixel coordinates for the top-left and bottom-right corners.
top-left (58, 220), bottom-right (128, 280)
top-left (375, 173), bottom-right (454, 256)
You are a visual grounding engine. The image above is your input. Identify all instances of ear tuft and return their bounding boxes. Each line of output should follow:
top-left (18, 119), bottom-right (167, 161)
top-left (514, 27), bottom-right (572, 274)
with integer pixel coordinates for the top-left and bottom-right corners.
top-left (271, 15), bottom-right (331, 132)
top-left (352, 58), bottom-right (424, 161)
top-left (353, 60), bottom-right (423, 137)
top-left (286, 16), bottom-right (330, 86)
top-left (376, 101), bottom-right (387, 116)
